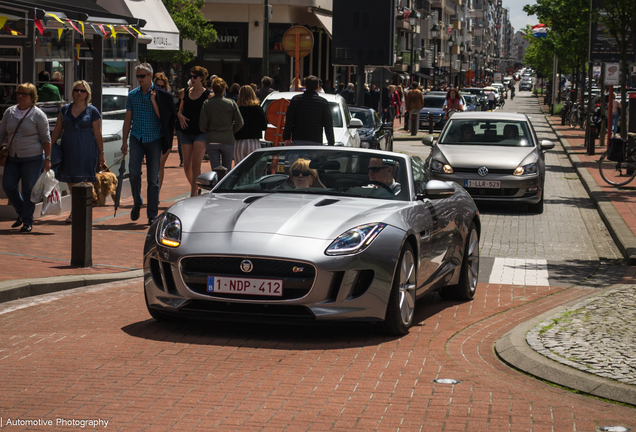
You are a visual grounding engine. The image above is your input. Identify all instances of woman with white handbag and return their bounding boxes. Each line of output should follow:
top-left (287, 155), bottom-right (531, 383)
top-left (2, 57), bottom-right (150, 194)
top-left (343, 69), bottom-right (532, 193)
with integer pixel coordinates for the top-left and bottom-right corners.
top-left (0, 82), bottom-right (52, 233)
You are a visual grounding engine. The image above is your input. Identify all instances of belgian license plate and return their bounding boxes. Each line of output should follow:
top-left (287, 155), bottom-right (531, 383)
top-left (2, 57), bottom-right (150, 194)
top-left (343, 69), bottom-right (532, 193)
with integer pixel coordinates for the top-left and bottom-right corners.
top-left (207, 276), bottom-right (283, 296)
top-left (465, 180), bottom-right (501, 188)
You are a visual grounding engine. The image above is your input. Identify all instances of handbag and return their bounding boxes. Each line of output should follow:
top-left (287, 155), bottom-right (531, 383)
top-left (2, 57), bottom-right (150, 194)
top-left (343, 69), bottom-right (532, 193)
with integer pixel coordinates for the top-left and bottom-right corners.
top-left (0, 105), bottom-right (34, 167)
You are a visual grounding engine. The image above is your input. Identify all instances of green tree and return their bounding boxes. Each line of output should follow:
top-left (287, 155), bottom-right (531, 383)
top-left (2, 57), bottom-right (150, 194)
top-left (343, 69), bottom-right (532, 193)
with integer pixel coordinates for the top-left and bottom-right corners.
top-left (594, 0), bottom-right (636, 137)
top-left (145, 0), bottom-right (217, 64)
top-left (524, 0), bottom-right (590, 101)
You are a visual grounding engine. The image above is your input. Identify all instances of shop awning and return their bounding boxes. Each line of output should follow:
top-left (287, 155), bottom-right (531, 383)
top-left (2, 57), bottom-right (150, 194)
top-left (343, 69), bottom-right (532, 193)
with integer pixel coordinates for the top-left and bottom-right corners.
top-left (415, 72), bottom-right (434, 80)
top-left (101, 0), bottom-right (180, 50)
top-left (313, 10), bottom-right (332, 37)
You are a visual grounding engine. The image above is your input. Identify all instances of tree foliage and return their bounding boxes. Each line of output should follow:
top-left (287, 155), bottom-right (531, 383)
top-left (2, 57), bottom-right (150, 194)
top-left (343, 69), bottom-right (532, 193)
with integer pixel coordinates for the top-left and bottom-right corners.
top-left (594, 0), bottom-right (636, 137)
top-left (145, 0), bottom-right (217, 64)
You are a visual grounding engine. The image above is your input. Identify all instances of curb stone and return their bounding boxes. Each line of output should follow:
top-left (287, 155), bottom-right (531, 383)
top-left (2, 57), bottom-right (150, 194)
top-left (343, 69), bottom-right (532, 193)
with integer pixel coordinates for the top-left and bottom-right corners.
top-left (495, 285), bottom-right (636, 406)
top-left (0, 270), bottom-right (144, 304)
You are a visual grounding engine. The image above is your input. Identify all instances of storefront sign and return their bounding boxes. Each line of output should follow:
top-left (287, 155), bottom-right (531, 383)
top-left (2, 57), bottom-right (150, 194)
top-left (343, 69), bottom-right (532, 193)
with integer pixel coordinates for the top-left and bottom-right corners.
top-left (147, 32), bottom-right (180, 50)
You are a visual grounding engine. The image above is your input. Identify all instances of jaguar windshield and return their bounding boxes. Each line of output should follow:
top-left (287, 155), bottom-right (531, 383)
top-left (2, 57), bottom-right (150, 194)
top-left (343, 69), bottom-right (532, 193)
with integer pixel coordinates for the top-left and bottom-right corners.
top-left (215, 149), bottom-right (409, 200)
top-left (439, 119), bottom-right (534, 147)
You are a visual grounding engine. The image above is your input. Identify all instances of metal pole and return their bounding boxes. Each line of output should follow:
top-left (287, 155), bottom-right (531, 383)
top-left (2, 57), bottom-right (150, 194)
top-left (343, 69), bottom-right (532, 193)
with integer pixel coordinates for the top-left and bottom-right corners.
top-left (71, 183), bottom-right (93, 267)
top-left (586, 61), bottom-right (594, 155)
top-left (262, 0), bottom-right (269, 78)
top-left (551, 55), bottom-right (558, 115)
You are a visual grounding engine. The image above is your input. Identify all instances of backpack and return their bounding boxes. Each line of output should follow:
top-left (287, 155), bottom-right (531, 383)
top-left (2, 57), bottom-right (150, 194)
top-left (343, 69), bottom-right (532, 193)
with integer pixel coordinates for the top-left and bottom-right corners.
top-left (607, 137), bottom-right (627, 162)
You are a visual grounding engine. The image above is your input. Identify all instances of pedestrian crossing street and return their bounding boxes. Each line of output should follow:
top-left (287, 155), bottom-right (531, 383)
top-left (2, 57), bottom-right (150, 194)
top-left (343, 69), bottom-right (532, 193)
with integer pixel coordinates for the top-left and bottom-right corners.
top-left (482, 257), bottom-right (550, 286)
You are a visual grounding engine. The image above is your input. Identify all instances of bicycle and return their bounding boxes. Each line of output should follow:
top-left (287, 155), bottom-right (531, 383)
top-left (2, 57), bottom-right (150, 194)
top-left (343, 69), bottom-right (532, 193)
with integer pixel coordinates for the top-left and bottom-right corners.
top-left (598, 142), bottom-right (636, 187)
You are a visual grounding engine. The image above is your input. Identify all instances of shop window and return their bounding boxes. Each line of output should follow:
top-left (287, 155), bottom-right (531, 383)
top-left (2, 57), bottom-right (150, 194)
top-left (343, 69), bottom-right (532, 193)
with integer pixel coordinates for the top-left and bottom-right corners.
top-left (0, 47), bottom-right (20, 119)
top-left (0, 7), bottom-right (27, 38)
top-left (35, 29), bottom-right (72, 61)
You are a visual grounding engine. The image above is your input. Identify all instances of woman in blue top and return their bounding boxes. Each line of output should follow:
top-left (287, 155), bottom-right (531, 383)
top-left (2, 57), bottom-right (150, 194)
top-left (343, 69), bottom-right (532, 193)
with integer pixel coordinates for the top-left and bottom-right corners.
top-left (50, 80), bottom-right (104, 223)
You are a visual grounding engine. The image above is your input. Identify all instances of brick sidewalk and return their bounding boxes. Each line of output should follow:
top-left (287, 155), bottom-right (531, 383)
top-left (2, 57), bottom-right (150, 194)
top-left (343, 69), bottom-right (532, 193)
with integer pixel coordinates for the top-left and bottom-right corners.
top-left (0, 149), bottom-right (195, 282)
top-left (543, 105), bottom-right (636, 243)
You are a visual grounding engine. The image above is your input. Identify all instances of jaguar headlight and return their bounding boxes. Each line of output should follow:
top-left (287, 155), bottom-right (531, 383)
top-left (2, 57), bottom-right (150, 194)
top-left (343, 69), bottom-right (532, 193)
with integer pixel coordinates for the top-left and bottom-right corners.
top-left (513, 162), bottom-right (538, 176)
top-left (157, 213), bottom-right (182, 247)
top-left (431, 159), bottom-right (454, 174)
top-left (326, 223), bottom-right (387, 256)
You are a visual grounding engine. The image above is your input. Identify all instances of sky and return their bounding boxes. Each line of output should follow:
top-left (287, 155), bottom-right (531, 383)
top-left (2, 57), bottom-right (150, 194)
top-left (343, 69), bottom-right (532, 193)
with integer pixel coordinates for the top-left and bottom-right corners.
top-left (505, 0), bottom-right (537, 33)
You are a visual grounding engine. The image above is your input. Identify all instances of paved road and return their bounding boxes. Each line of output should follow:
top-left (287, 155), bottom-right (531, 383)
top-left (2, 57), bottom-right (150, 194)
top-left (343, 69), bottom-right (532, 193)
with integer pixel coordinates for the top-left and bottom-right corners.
top-left (0, 91), bottom-right (633, 431)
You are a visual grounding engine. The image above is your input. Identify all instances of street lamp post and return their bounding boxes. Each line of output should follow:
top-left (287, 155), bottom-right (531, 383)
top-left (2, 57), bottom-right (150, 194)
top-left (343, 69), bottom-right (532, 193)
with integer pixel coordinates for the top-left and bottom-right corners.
top-left (448, 36), bottom-right (454, 88)
top-left (459, 42), bottom-right (465, 88)
top-left (431, 25), bottom-right (439, 89)
top-left (409, 14), bottom-right (418, 85)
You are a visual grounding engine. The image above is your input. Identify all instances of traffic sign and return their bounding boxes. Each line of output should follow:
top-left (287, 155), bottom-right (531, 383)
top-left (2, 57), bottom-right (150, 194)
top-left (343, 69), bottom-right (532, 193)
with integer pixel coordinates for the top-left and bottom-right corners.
top-left (282, 26), bottom-right (314, 58)
top-left (264, 98), bottom-right (290, 146)
top-left (371, 67), bottom-right (392, 88)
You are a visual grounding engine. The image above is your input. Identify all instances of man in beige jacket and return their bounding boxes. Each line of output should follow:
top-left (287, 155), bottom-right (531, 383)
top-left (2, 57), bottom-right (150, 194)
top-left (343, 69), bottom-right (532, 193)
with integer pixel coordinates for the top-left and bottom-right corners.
top-left (405, 82), bottom-right (424, 136)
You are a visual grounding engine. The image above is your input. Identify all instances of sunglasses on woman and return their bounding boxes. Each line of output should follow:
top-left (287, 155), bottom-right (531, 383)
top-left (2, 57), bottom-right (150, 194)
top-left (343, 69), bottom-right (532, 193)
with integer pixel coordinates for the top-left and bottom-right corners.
top-left (155, 84), bottom-right (166, 89)
top-left (292, 170), bottom-right (312, 177)
top-left (190, 75), bottom-right (199, 80)
top-left (73, 88), bottom-right (87, 93)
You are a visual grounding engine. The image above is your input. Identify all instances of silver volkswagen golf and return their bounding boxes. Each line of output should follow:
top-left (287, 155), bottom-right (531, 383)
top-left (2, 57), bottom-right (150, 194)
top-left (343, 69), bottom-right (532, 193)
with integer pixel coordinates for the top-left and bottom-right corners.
top-left (423, 112), bottom-right (555, 213)
top-left (144, 147), bottom-right (480, 335)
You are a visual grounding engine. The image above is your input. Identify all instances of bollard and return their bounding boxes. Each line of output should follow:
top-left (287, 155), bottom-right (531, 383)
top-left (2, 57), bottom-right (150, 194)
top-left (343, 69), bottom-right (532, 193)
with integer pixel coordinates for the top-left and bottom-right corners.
top-left (428, 115), bottom-right (434, 135)
top-left (411, 113), bottom-right (418, 136)
top-left (213, 165), bottom-right (228, 180)
top-left (71, 183), bottom-right (92, 267)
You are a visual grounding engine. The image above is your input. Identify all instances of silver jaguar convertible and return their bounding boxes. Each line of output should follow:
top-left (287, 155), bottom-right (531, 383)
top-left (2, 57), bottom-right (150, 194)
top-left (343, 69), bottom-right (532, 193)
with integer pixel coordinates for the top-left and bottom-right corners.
top-left (143, 147), bottom-right (480, 335)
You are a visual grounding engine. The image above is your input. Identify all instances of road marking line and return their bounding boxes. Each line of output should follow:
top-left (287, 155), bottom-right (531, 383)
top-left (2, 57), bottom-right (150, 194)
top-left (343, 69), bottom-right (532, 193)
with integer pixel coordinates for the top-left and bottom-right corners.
top-left (488, 257), bottom-right (550, 286)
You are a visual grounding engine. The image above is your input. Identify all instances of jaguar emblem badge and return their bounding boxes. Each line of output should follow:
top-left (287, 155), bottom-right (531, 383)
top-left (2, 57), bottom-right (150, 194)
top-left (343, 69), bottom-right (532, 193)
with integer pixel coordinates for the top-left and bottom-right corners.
top-left (240, 260), bottom-right (253, 273)
top-left (477, 166), bottom-right (489, 177)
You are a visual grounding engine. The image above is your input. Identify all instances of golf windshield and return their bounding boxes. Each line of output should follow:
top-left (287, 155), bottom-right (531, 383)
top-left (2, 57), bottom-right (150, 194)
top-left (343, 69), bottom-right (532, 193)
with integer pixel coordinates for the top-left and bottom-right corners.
top-left (439, 119), bottom-right (534, 147)
top-left (215, 149), bottom-right (409, 201)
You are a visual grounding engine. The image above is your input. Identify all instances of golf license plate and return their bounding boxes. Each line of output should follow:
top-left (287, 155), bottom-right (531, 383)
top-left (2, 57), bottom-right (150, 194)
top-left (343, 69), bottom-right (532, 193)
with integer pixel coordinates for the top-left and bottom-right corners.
top-left (207, 276), bottom-right (283, 296)
top-left (465, 180), bottom-right (501, 188)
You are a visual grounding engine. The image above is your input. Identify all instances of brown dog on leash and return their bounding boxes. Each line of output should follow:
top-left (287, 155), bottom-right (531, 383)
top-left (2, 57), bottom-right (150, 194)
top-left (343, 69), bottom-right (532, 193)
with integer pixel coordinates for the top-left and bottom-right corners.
top-left (92, 170), bottom-right (118, 207)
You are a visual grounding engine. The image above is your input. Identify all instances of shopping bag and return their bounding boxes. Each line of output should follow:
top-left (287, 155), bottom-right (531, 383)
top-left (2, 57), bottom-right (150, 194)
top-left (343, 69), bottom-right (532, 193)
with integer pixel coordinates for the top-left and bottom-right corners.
top-left (30, 170), bottom-right (51, 203)
top-left (41, 170), bottom-right (62, 216)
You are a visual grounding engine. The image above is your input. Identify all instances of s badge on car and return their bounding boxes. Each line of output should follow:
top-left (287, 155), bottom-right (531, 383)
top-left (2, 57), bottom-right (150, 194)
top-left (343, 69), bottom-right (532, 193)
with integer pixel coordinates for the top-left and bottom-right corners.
top-left (478, 166), bottom-right (489, 177)
top-left (240, 260), bottom-right (253, 273)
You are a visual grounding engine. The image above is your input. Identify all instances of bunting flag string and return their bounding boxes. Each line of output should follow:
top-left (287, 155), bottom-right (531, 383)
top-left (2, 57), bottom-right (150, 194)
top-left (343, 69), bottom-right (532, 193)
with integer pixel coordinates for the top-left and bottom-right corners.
top-left (0, 11), bottom-right (147, 40)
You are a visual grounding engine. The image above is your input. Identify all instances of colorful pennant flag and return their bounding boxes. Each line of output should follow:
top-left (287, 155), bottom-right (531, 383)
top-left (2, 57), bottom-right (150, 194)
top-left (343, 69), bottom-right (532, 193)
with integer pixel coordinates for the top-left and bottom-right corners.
top-left (57, 28), bottom-right (63, 41)
top-left (34, 19), bottom-right (44, 35)
top-left (107, 25), bottom-right (116, 41)
top-left (98, 23), bottom-right (107, 37)
top-left (66, 19), bottom-right (81, 35)
top-left (0, 16), bottom-right (6, 30)
top-left (79, 21), bottom-right (85, 39)
top-left (122, 25), bottom-right (136, 38)
top-left (45, 13), bottom-right (65, 26)
top-left (90, 24), bottom-right (104, 37)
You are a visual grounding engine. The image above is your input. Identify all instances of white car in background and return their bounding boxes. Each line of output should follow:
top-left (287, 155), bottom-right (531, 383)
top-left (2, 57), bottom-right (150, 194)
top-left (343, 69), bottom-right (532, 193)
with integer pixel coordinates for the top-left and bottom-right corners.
top-left (260, 92), bottom-right (362, 147)
top-left (101, 87), bottom-right (128, 169)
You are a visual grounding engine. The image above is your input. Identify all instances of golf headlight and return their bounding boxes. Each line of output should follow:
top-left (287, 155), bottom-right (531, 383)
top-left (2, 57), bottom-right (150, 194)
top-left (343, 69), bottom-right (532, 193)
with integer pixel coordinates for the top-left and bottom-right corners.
top-left (431, 159), bottom-right (454, 174)
top-left (326, 223), bottom-right (387, 256)
top-left (514, 162), bottom-right (538, 176)
top-left (157, 213), bottom-right (182, 247)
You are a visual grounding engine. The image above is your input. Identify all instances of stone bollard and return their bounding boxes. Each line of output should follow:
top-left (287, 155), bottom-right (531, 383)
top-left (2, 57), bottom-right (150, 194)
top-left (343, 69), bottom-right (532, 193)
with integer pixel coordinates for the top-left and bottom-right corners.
top-left (71, 183), bottom-right (92, 267)
top-left (411, 113), bottom-right (418, 136)
top-left (429, 115), bottom-right (434, 135)
top-left (213, 165), bottom-right (228, 180)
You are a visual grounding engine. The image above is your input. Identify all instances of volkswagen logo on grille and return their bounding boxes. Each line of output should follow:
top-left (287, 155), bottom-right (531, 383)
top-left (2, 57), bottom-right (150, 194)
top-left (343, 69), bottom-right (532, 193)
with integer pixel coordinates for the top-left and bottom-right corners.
top-left (240, 260), bottom-right (253, 273)
top-left (477, 166), bottom-right (489, 177)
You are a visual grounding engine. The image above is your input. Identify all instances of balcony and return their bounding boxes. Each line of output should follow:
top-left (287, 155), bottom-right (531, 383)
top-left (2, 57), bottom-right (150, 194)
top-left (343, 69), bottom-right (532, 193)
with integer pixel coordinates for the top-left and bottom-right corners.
top-left (412, 0), bottom-right (432, 14)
